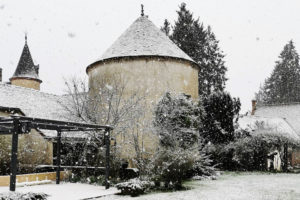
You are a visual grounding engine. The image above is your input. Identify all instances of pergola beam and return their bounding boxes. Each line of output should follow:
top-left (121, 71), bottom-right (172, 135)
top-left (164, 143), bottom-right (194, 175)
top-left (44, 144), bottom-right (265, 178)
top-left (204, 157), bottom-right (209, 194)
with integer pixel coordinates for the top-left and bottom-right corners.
top-left (0, 116), bottom-right (113, 192)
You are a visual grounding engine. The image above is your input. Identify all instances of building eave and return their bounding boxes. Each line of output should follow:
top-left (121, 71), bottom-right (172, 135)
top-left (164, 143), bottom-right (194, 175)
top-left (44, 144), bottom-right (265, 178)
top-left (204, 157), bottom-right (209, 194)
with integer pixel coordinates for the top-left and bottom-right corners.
top-left (86, 55), bottom-right (199, 74)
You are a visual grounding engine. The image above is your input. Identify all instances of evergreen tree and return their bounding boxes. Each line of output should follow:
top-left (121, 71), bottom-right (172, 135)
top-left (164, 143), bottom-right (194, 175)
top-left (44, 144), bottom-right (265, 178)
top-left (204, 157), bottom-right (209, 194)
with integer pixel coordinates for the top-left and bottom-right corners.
top-left (256, 40), bottom-right (300, 104)
top-left (164, 3), bottom-right (227, 97)
top-left (154, 92), bottom-right (205, 148)
top-left (201, 91), bottom-right (241, 144)
top-left (160, 19), bottom-right (171, 36)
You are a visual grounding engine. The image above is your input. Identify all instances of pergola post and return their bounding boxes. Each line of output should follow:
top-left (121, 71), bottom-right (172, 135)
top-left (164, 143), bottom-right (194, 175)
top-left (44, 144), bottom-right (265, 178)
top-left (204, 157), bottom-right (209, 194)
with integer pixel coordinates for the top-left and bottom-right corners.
top-left (9, 119), bottom-right (19, 192)
top-left (105, 128), bottom-right (110, 189)
top-left (56, 129), bottom-right (62, 184)
top-left (283, 143), bottom-right (288, 172)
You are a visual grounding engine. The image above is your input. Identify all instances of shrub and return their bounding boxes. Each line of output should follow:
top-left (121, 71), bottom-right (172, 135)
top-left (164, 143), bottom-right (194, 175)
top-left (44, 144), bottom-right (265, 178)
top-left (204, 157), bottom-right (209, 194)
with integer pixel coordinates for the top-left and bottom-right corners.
top-left (154, 92), bottom-right (205, 148)
top-left (0, 134), bottom-right (49, 175)
top-left (203, 143), bottom-right (239, 171)
top-left (149, 146), bottom-right (214, 190)
top-left (151, 92), bottom-right (215, 189)
top-left (116, 178), bottom-right (153, 197)
top-left (0, 192), bottom-right (48, 200)
top-left (205, 128), bottom-right (300, 171)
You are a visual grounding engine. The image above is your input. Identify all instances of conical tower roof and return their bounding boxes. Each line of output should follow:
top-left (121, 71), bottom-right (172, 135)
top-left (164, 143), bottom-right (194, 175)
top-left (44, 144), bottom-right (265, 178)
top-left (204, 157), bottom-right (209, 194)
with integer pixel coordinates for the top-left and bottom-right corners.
top-left (10, 37), bottom-right (41, 82)
top-left (88, 16), bottom-right (196, 69)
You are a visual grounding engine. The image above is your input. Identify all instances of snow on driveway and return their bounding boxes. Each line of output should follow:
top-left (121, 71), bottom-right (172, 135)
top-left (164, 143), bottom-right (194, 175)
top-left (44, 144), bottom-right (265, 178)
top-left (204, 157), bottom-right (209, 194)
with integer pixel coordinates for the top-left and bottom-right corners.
top-left (0, 182), bottom-right (118, 200)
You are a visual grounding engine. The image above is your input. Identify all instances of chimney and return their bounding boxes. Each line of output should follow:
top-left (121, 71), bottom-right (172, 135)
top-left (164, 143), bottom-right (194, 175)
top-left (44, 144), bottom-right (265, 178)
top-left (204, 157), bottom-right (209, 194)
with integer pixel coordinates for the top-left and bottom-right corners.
top-left (0, 68), bottom-right (2, 82)
top-left (251, 100), bottom-right (257, 115)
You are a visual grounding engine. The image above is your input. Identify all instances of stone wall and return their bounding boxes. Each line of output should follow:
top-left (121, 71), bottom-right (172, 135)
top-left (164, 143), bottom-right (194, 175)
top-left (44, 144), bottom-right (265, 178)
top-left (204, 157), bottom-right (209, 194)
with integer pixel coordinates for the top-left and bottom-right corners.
top-left (11, 78), bottom-right (41, 90)
top-left (87, 57), bottom-right (199, 162)
top-left (0, 111), bottom-right (53, 173)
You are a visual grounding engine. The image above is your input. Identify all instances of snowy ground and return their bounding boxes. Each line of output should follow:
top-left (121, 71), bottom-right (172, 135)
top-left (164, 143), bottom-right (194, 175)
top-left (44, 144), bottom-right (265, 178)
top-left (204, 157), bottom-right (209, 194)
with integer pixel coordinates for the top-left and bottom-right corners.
top-left (0, 182), bottom-right (118, 200)
top-left (1, 173), bottom-right (300, 200)
top-left (98, 172), bottom-right (300, 200)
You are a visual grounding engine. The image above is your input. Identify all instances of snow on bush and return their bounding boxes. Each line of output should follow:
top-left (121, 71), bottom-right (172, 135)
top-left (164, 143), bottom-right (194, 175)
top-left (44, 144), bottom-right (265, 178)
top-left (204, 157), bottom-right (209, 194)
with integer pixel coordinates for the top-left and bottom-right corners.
top-left (151, 92), bottom-right (216, 189)
top-left (0, 192), bottom-right (48, 200)
top-left (115, 178), bottom-right (153, 196)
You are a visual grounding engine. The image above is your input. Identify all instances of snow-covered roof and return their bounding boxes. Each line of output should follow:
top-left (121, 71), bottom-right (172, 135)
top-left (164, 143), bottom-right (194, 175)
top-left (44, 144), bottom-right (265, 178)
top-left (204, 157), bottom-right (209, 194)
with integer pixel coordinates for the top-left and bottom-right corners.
top-left (239, 115), bottom-right (300, 140)
top-left (0, 83), bottom-right (88, 138)
top-left (10, 39), bottom-right (41, 81)
top-left (89, 16), bottom-right (195, 66)
top-left (0, 83), bottom-right (66, 120)
top-left (254, 103), bottom-right (300, 137)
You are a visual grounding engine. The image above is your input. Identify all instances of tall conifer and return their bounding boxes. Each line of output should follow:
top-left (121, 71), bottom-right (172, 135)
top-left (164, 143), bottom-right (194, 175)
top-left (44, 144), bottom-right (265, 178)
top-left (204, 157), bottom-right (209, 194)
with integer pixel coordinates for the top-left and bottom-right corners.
top-left (256, 40), bottom-right (300, 104)
top-left (163, 3), bottom-right (227, 96)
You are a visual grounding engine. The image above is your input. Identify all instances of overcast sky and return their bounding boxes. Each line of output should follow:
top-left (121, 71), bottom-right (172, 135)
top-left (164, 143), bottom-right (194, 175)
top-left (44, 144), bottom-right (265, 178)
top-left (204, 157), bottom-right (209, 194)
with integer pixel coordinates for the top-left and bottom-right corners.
top-left (1, 0), bottom-right (300, 112)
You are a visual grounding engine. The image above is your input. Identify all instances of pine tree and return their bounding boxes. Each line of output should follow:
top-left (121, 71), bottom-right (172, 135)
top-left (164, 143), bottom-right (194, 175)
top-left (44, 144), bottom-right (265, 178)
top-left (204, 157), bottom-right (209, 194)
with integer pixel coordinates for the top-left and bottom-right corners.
top-left (164, 3), bottom-right (227, 97)
top-left (201, 91), bottom-right (241, 144)
top-left (160, 19), bottom-right (171, 36)
top-left (256, 40), bottom-right (300, 104)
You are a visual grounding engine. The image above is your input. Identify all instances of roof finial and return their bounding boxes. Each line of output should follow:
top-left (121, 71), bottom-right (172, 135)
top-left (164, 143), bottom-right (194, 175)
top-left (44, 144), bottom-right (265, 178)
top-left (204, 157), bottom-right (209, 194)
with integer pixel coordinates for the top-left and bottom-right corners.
top-left (25, 33), bottom-right (27, 44)
top-left (141, 4), bottom-right (144, 16)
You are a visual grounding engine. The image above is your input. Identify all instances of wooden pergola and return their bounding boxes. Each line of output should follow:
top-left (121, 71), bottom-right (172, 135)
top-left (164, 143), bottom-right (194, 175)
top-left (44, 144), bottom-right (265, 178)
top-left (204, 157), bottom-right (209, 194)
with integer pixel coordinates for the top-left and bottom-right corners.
top-left (0, 115), bottom-right (113, 192)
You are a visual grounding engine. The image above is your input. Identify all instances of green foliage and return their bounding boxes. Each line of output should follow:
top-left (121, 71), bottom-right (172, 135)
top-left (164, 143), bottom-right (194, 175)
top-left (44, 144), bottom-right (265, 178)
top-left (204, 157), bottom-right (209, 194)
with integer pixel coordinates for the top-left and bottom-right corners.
top-left (204, 123), bottom-right (300, 171)
top-left (150, 147), bottom-right (209, 190)
top-left (201, 91), bottom-right (241, 144)
top-left (116, 178), bottom-right (153, 197)
top-left (0, 136), bottom-right (11, 175)
top-left (203, 143), bottom-right (239, 170)
top-left (152, 92), bottom-right (215, 189)
top-left (0, 134), bottom-right (49, 175)
top-left (256, 40), bottom-right (300, 104)
top-left (163, 3), bottom-right (227, 97)
top-left (154, 92), bottom-right (205, 148)
top-left (160, 19), bottom-right (171, 36)
top-left (0, 192), bottom-right (48, 200)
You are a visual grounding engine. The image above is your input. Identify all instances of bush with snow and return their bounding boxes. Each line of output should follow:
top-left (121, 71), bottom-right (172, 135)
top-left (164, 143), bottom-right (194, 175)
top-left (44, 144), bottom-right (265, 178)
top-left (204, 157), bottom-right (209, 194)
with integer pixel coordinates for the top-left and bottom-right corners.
top-left (154, 92), bottom-right (204, 148)
top-left (151, 92), bottom-right (216, 189)
top-left (205, 122), bottom-right (300, 171)
top-left (115, 178), bottom-right (153, 196)
top-left (0, 134), bottom-right (49, 175)
top-left (0, 192), bottom-right (48, 200)
top-left (150, 146), bottom-right (215, 190)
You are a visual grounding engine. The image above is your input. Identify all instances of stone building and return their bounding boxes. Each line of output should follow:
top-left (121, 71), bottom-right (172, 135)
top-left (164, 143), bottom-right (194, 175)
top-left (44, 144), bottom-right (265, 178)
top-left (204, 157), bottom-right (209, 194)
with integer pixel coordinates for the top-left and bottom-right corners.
top-left (239, 100), bottom-right (300, 168)
top-left (86, 14), bottom-right (199, 160)
top-left (9, 36), bottom-right (42, 90)
top-left (1, 12), bottom-right (199, 167)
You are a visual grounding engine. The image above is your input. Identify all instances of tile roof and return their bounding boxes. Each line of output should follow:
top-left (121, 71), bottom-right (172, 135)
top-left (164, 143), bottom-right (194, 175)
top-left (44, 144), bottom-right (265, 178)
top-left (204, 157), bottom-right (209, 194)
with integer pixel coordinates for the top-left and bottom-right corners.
top-left (91, 16), bottom-right (195, 65)
top-left (239, 115), bottom-right (300, 140)
top-left (254, 104), bottom-right (300, 136)
top-left (240, 103), bottom-right (300, 140)
top-left (10, 40), bottom-right (41, 81)
top-left (0, 83), bottom-right (88, 138)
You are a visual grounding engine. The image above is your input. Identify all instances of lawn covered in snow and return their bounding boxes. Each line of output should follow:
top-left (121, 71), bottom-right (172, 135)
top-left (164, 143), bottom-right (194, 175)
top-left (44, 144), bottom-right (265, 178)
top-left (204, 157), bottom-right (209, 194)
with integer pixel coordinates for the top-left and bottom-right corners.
top-left (99, 172), bottom-right (300, 200)
top-left (0, 182), bottom-right (118, 200)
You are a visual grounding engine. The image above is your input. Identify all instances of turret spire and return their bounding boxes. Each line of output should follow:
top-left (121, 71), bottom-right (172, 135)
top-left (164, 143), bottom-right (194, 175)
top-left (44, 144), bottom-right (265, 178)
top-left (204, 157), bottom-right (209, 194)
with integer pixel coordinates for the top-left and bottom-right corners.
top-left (141, 4), bottom-right (144, 16)
top-left (25, 33), bottom-right (27, 44)
top-left (10, 36), bottom-right (42, 90)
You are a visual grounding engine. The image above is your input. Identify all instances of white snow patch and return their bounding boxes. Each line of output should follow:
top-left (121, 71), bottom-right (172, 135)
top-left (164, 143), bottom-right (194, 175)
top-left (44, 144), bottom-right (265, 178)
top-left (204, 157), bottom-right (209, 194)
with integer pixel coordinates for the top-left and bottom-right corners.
top-left (0, 182), bottom-right (118, 200)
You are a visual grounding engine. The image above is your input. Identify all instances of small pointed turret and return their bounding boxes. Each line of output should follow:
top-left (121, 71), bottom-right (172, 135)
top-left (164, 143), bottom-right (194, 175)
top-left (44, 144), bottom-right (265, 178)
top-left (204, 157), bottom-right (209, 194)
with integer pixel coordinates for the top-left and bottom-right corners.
top-left (10, 35), bottom-right (42, 90)
top-left (141, 4), bottom-right (144, 17)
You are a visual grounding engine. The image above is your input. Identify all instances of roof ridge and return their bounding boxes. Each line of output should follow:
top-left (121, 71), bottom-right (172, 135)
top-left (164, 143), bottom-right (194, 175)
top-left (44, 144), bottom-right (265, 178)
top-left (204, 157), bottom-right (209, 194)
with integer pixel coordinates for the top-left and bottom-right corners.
top-left (257, 102), bottom-right (300, 107)
top-left (0, 83), bottom-right (61, 98)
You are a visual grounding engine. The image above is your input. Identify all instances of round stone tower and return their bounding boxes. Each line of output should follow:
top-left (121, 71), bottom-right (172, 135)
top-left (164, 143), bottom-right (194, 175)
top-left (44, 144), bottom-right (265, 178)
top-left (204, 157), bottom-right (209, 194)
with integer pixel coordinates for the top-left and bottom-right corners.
top-left (87, 15), bottom-right (199, 102)
top-left (10, 36), bottom-right (42, 90)
top-left (86, 14), bottom-right (199, 162)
